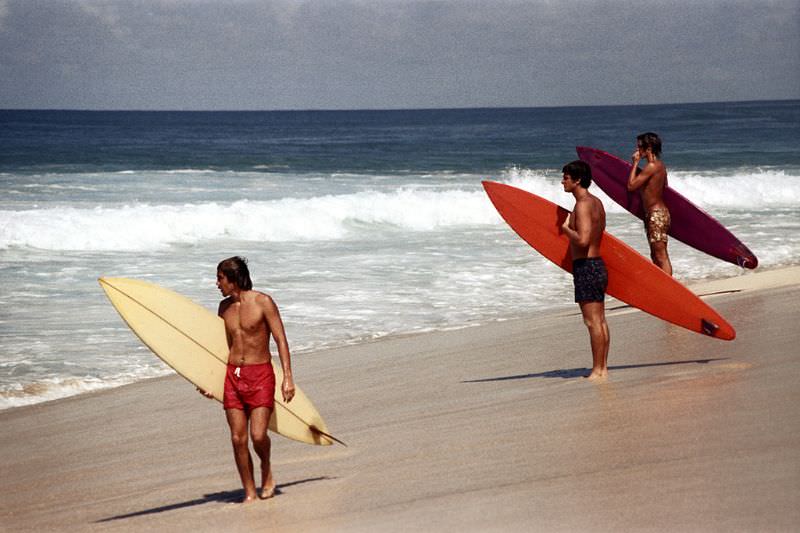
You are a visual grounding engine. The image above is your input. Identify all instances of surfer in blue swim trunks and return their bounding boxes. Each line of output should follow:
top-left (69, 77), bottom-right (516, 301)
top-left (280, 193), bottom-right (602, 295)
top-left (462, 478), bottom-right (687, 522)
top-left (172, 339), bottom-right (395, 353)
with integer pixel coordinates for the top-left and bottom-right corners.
top-left (627, 132), bottom-right (673, 276)
top-left (208, 256), bottom-right (296, 503)
top-left (561, 160), bottom-right (610, 380)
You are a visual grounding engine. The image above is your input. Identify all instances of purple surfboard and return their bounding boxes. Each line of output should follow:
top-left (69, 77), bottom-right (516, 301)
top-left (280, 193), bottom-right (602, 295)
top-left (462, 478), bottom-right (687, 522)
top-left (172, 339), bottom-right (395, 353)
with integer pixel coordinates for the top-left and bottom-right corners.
top-left (576, 146), bottom-right (758, 269)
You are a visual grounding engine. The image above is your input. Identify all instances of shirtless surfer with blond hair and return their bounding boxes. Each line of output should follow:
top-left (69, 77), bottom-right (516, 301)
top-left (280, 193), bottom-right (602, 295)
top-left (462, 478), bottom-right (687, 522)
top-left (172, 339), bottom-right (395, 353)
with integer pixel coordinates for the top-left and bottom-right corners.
top-left (211, 256), bottom-right (295, 503)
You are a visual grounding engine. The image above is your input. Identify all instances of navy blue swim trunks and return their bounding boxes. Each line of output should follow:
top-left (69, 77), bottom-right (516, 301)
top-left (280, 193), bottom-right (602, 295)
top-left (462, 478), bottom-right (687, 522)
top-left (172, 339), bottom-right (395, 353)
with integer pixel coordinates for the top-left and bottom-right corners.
top-left (572, 257), bottom-right (608, 303)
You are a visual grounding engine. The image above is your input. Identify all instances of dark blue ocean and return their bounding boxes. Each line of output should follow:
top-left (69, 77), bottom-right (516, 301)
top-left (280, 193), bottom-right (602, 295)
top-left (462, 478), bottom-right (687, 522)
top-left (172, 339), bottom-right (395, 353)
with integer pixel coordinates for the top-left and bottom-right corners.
top-left (1, 100), bottom-right (799, 408)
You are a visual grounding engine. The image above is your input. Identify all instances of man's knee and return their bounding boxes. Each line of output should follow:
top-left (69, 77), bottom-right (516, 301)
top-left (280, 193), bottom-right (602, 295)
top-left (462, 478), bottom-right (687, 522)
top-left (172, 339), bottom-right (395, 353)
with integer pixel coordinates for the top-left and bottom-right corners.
top-left (230, 431), bottom-right (248, 448)
top-left (251, 431), bottom-right (270, 449)
top-left (583, 316), bottom-right (606, 331)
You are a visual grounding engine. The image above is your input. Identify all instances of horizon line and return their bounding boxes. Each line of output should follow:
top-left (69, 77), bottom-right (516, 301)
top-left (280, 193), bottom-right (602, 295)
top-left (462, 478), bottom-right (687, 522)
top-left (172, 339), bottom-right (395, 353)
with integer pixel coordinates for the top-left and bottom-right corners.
top-left (1, 97), bottom-right (798, 114)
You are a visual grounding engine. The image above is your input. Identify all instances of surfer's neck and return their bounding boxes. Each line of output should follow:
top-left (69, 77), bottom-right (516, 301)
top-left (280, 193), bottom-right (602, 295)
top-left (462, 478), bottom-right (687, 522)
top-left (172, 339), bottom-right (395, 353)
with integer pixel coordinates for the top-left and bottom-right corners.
top-left (228, 288), bottom-right (243, 302)
top-left (572, 187), bottom-right (590, 201)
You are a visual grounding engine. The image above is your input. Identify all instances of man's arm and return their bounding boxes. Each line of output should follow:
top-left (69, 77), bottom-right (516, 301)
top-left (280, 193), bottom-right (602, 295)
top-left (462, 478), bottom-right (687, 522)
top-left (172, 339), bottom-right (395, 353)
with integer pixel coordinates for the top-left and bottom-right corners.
top-left (561, 202), bottom-right (592, 248)
top-left (261, 294), bottom-right (296, 402)
top-left (627, 159), bottom-right (655, 192)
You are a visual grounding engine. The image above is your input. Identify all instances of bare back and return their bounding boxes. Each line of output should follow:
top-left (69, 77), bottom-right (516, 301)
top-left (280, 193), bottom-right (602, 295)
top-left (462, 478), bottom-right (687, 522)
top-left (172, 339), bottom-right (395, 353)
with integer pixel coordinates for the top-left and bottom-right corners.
top-left (218, 291), bottom-right (273, 366)
top-left (567, 193), bottom-right (606, 260)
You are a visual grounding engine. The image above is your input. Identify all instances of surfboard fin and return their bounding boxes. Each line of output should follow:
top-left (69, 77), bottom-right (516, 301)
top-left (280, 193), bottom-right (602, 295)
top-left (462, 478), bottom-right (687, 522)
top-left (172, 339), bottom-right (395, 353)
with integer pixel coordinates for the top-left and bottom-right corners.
top-left (701, 319), bottom-right (720, 336)
top-left (732, 244), bottom-right (758, 269)
top-left (310, 425), bottom-right (348, 447)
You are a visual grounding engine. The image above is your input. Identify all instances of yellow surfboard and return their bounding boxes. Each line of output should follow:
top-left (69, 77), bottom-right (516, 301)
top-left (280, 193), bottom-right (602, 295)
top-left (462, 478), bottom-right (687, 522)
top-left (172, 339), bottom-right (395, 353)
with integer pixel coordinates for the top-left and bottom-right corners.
top-left (99, 277), bottom-right (342, 446)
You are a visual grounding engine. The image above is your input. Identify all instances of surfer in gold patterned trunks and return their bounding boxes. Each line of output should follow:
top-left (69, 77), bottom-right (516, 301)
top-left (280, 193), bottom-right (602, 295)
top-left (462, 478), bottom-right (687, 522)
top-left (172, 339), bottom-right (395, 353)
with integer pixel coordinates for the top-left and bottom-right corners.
top-left (627, 132), bottom-right (673, 276)
top-left (561, 160), bottom-right (610, 380)
top-left (211, 256), bottom-right (296, 503)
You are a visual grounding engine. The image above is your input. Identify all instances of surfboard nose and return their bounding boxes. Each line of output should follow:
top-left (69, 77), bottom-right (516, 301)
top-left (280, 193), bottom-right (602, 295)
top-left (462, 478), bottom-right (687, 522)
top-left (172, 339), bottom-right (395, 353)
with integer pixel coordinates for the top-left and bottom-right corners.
top-left (576, 145), bottom-right (606, 162)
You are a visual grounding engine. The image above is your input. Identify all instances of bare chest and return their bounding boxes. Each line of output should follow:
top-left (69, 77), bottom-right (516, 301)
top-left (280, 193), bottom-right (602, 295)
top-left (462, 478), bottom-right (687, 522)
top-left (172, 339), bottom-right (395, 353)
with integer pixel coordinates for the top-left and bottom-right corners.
top-left (222, 304), bottom-right (267, 335)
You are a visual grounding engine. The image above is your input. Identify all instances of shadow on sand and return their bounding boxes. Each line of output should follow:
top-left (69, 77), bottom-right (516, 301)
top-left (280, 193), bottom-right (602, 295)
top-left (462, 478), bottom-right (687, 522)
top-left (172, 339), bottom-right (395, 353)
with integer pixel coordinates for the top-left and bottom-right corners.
top-left (462, 358), bottom-right (728, 383)
top-left (96, 476), bottom-right (332, 523)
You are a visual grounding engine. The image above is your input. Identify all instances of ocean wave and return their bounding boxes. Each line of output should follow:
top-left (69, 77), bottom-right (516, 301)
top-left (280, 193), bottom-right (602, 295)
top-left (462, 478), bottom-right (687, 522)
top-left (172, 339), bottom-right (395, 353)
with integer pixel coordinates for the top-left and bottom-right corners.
top-left (666, 170), bottom-right (800, 208)
top-left (1, 169), bottom-right (797, 251)
top-left (106, 169), bottom-right (227, 175)
top-left (0, 190), bottom-right (496, 250)
top-left (506, 167), bottom-right (800, 210)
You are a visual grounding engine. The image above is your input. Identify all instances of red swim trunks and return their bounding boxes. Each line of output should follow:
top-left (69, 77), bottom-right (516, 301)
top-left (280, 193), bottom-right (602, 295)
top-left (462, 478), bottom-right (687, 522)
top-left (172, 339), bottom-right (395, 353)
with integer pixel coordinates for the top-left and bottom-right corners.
top-left (223, 362), bottom-right (275, 412)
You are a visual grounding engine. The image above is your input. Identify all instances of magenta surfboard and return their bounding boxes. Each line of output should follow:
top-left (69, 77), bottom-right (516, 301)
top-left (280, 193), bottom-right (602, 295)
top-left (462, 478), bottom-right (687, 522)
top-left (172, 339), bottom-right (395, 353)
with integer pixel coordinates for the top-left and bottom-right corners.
top-left (576, 146), bottom-right (758, 269)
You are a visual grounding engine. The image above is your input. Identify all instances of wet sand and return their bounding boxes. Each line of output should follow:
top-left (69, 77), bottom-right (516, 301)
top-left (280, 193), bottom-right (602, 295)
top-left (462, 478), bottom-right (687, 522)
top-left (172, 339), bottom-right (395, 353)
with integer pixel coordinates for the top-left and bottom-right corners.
top-left (1, 267), bottom-right (799, 532)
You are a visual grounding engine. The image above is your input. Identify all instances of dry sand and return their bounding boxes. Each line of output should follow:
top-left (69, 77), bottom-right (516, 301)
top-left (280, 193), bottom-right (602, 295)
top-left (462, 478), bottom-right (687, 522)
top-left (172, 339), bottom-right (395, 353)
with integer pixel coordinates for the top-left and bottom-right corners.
top-left (1, 266), bottom-right (799, 532)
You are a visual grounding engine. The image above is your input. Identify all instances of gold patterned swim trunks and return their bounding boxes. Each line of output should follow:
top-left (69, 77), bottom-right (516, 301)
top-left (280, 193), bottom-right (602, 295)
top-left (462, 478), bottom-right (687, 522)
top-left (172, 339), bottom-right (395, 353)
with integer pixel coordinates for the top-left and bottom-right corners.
top-left (644, 207), bottom-right (670, 243)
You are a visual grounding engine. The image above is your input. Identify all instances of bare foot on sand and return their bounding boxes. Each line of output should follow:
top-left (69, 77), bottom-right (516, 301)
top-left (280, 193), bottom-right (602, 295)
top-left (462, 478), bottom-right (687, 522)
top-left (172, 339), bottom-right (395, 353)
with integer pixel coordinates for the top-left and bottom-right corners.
top-left (586, 369), bottom-right (608, 381)
top-left (260, 467), bottom-right (276, 499)
top-left (242, 493), bottom-right (258, 504)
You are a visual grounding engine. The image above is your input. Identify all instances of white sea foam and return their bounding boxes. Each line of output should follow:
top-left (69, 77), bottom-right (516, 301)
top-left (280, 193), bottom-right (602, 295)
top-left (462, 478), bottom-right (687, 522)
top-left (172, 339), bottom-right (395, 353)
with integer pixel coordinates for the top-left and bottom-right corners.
top-left (0, 368), bottom-right (171, 410)
top-left (2, 167), bottom-right (799, 410)
top-left (0, 191), bottom-right (494, 251)
top-left (667, 170), bottom-right (800, 208)
top-left (1, 169), bottom-right (797, 251)
top-left (505, 166), bottom-right (800, 212)
top-left (115, 169), bottom-right (219, 175)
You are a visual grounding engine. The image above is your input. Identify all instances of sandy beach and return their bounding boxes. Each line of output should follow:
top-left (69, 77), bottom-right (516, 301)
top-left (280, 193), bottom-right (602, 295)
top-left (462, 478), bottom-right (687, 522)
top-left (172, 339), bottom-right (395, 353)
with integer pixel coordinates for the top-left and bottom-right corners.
top-left (1, 266), bottom-right (799, 532)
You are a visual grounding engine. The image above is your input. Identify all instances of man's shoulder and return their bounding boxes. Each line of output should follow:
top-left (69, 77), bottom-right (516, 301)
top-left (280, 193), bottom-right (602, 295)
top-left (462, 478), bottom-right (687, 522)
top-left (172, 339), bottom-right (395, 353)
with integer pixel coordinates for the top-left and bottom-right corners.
top-left (574, 194), bottom-right (593, 209)
top-left (251, 291), bottom-right (276, 306)
top-left (578, 191), bottom-right (603, 206)
top-left (218, 296), bottom-right (234, 313)
top-left (587, 193), bottom-right (605, 215)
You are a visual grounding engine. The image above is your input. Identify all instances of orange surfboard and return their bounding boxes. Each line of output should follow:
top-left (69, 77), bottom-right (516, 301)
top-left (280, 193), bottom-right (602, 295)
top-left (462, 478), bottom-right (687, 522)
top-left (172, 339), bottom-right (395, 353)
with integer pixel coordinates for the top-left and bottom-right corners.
top-left (483, 181), bottom-right (735, 340)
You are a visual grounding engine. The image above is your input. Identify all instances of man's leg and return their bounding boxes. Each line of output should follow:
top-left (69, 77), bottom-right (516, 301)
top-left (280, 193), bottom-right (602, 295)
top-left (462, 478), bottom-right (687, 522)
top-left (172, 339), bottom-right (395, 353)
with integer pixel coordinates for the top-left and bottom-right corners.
top-left (579, 301), bottom-right (610, 379)
top-left (650, 241), bottom-right (672, 276)
top-left (226, 408), bottom-right (258, 503)
top-left (249, 406), bottom-right (275, 499)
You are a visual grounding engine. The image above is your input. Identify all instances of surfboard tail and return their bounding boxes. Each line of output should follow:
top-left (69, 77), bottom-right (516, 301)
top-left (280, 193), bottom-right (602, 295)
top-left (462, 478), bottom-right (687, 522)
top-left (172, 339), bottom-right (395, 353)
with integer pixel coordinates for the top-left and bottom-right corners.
top-left (701, 318), bottom-right (735, 340)
top-left (310, 426), bottom-right (348, 447)
top-left (732, 244), bottom-right (758, 269)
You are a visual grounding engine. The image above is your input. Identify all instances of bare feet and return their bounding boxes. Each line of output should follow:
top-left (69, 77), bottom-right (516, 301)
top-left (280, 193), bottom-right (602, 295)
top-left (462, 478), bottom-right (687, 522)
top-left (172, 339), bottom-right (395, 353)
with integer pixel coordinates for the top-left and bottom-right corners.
top-left (242, 493), bottom-right (258, 504)
top-left (260, 467), bottom-right (276, 499)
top-left (586, 369), bottom-right (608, 381)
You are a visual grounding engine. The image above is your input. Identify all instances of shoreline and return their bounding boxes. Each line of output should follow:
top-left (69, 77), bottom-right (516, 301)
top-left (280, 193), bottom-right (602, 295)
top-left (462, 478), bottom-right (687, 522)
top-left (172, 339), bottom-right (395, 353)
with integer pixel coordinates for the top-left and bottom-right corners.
top-left (1, 265), bottom-right (798, 531)
top-left (2, 264), bottom-right (799, 414)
